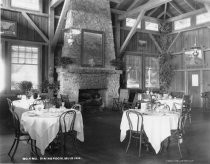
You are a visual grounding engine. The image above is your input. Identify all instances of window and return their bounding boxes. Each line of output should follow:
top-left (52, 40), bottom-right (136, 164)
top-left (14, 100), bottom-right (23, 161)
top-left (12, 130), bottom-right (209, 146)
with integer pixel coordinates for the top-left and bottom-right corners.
top-left (174, 18), bottom-right (191, 30)
top-left (0, 43), bottom-right (5, 92)
top-left (126, 18), bottom-right (141, 28)
top-left (196, 12), bottom-right (210, 25)
top-left (145, 21), bottom-right (159, 31)
top-left (11, 45), bottom-right (39, 90)
top-left (11, 0), bottom-right (40, 11)
top-left (126, 55), bottom-right (142, 88)
top-left (126, 55), bottom-right (160, 89)
top-left (145, 57), bottom-right (159, 88)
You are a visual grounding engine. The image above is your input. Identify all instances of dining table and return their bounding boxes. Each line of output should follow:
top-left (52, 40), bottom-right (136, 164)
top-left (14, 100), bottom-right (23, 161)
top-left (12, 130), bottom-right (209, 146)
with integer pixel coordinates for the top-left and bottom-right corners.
top-left (12, 98), bottom-right (84, 155)
top-left (120, 109), bottom-right (180, 154)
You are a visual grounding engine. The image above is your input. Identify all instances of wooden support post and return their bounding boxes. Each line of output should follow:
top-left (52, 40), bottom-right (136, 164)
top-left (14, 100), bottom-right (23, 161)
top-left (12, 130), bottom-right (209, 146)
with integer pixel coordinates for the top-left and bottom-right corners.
top-left (114, 15), bottom-right (121, 58)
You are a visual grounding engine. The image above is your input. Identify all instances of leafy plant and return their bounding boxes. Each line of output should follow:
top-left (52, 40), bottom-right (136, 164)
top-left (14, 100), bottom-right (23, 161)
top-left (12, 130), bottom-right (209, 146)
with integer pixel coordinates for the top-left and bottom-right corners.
top-left (16, 81), bottom-right (33, 93)
top-left (110, 58), bottom-right (125, 70)
top-left (55, 56), bottom-right (74, 68)
top-left (40, 80), bottom-right (60, 95)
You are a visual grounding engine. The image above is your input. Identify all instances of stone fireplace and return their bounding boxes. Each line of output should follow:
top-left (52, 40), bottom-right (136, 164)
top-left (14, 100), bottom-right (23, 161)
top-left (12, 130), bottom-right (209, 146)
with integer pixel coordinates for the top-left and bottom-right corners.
top-left (56, 0), bottom-right (121, 108)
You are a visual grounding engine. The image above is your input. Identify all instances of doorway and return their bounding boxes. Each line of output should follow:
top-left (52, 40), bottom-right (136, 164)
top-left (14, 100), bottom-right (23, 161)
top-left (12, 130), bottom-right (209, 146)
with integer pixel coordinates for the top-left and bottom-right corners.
top-left (188, 71), bottom-right (201, 108)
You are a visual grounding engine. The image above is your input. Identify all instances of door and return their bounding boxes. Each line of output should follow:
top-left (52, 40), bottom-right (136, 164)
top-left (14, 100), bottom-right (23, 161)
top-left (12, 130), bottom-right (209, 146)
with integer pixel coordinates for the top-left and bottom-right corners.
top-left (188, 71), bottom-right (201, 108)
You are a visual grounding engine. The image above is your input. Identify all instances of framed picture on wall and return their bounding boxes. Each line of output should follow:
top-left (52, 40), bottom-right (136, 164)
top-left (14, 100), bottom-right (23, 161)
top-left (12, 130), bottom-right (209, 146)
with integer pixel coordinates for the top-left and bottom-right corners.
top-left (0, 20), bottom-right (17, 37)
top-left (184, 49), bottom-right (203, 66)
top-left (81, 29), bottom-right (104, 67)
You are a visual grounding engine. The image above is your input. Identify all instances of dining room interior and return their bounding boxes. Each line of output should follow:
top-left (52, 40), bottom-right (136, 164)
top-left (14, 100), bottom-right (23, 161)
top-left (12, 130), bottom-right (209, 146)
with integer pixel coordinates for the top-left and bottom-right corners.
top-left (1, 0), bottom-right (210, 163)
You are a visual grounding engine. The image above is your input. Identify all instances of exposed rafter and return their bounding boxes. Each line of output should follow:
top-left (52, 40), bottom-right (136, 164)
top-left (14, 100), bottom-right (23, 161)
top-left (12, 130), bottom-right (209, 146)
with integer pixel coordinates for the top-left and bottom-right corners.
top-left (164, 3), bottom-right (167, 20)
top-left (157, 11), bottom-right (164, 19)
top-left (166, 12), bottom-right (172, 17)
top-left (184, 0), bottom-right (196, 10)
top-left (109, 0), bottom-right (123, 3)
top-left (118, 0), bottom-right (172, 20)
top-left (51, 0), bottom-right (70, 50)
top-left (147, 6), bottom-right (160, 16)
top-left (127, 0), bottom-right (140, 11)
top-left (21, 11), bottom-right (49, 43)
top-left (167, 8), bottom-right (206, 22)
top-left (115, 0), bottom-right (126, 9)
top-left (169, 1), bottom-right (184, 14)
top-left (120, 10), bottom-right (145, 55)
top-left (148, 34), bottom-right (162, 54)
top-left (50, 0), bottom-right (64, 8)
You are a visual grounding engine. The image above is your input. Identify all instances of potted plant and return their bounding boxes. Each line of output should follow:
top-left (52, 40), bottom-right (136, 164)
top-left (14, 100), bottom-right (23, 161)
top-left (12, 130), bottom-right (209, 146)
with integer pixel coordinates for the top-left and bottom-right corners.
top-left (16, 81), bottom-right (33, 98)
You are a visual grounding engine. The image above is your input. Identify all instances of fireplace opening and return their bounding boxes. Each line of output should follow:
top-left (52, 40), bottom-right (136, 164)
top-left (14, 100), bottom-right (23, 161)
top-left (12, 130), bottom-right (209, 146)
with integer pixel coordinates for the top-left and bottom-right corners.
top-left (79, 89), bottom-right (104, 113)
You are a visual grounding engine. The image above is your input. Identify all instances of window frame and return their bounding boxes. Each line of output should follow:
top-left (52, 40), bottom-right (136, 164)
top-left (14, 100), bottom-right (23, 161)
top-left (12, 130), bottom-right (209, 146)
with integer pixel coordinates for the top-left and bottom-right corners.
top-left (196, 12), bottom-right (210, 25)
top-left (125, 18), bottom-right (141, 29)
top-left (10, 0), bottom-right (42, 13)
top-left (174, 17), bottom-right (191, 31)
top-left (145, 21), bottom-right (159, 31)
top-left (8, 42), bottom-right (42, 92)
top-left (125, 54), bottom-right (160, 90)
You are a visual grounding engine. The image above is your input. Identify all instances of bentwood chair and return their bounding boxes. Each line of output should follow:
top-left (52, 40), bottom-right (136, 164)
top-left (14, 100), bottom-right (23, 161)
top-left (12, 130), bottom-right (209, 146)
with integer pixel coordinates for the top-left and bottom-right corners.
top-left (126, 110), bottom-right (145, 157)
top-left (29, 99), bottom-right (45, 110)
top-left (60, 94), bottom-right (76, 109)
top-left (7, 98), bottom-right (38, 160)
top-left (167, 114), bottom-right (185, 158)
top-left (58, 110), bottom-right (77, 156)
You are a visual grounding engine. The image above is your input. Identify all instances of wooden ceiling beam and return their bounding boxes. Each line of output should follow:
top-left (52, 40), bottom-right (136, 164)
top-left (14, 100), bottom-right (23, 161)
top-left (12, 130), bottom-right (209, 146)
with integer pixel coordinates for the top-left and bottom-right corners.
top-left (115, 0), bottom-right (126, 9)
top-left (166, 11), bottom-right (172, 17)
top-left (118, 0), bottom-right (172, 20)
top-left (111, 8), bottom-right (162, 22)
top-left (51, 0), bottom-right (70, 50)
top-left (169, 1), bottom-right (184, 14)
top-left (21, 11), bottom-right (49, 43)
top-left (167, 8), bottom-right (206, 22)
top-left (148, 34), bottom-right (163, 54)
top-left (164, 3), bottom-right (167, 20)
top-left (147, 6), bottom-right (160, 16)
top-left (184, 0), bottom-right (196, 10)
top-left (50, 0), bottom-right (64, 8)
top-left (167, 32), bottom-right (181, 52)
top-left (110, 0), bottom-right (123, 3)
top-left (157, 11), bottom-right (164, 19)
top-left (127, 0), bottom-right (140, 11)
top-left (120, 10), bottom-right (145, 55)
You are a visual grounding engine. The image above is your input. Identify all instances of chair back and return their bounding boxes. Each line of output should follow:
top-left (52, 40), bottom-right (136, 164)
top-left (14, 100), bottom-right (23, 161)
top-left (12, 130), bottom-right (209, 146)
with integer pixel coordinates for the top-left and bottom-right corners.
top-left (71, 104), bottom-right (82, 112)
top-left (29, 99), bottom-right (45, 110)
top-left (60, 94), bottom-right (74, 108)
top-left (126, 110), bottom-right (143, 133)
top-left (7, 98), bottom-right (14, 113)
top-left (59, 110), bottom-right (76, 133)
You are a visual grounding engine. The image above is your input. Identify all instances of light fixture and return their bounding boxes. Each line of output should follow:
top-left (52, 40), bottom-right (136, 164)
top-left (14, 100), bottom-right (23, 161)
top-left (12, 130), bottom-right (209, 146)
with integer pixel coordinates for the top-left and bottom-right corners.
top-left (190, 0), bottom-right (201, 57)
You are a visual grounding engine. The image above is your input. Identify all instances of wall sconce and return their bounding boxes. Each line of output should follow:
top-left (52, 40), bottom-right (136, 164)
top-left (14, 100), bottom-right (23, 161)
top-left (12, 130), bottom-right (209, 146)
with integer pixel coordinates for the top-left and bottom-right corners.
top-left (138, 40), bottom-right (147, 47)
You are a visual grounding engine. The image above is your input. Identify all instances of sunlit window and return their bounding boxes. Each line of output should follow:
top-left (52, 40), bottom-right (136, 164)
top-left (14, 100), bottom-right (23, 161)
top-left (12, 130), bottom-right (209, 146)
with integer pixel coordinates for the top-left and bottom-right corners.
top-left (0, 43), bottom-right (5, 92)
top-left (126, 55), bottom-right (142, 88)
top-left (174, 18), bottom-right (191, 30)
top-left (126, 18), bottom-right (141, 28)
top-left (145, 21), bottom-right (159, 31)
top-left (11, 45), bottom-right (39, 90)
top-left (145, 57), bottom-right (159, 88)
top-left (196, 12), bottom-right (210, 25)
top-left (11, 0), bottom-right (40, 11)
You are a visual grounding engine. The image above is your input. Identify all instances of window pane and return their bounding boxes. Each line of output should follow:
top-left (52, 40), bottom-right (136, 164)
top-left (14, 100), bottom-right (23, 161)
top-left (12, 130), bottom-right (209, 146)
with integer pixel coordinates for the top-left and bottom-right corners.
top-left (11, 64), bottom-right (38, 90)
top-left (145, 21), bottom-right (159, 31)
top-left (145, 57), bottom-right (159, 88)
top-left (10, 45), bottom-right (39, 90)
top-left (126, 18), bottom-right (141, 28)
top-left (126, 55), bottom-right (142, 88)
top-left (196, 12), bottom-right (210, 25)
top-left (11, 0), bottom-right (40, 11)
top-left (174, 18), bottom-right (191, 30)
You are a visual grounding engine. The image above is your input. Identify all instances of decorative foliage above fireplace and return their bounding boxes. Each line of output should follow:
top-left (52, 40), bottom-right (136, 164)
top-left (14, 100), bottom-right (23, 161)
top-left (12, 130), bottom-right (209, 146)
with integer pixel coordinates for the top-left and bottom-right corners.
top-left (81, 29), bottom-right (105, 67)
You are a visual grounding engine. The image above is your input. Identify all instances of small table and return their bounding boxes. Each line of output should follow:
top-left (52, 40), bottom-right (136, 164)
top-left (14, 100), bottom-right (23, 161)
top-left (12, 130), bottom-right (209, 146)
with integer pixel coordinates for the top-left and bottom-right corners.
top-left (21, 108), bottom-right (84, 155)
top-left (120, 110), bottom-right (180, 154)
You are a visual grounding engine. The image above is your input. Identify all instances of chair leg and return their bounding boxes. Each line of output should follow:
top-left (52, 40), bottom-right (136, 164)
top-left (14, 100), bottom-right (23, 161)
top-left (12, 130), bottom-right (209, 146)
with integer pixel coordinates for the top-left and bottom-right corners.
top-left (73, 135), bottom-right (79, 155)
top-left (8, 139), bottom-right (17, 158)
top-left (138, 135), bottom-right (142, 157)
top-left (178, 141), bottom-right (182, 158)
top-left (126, 133), bottom-right (132, 153)
top-left (11, 139), bottom-right (19, 159)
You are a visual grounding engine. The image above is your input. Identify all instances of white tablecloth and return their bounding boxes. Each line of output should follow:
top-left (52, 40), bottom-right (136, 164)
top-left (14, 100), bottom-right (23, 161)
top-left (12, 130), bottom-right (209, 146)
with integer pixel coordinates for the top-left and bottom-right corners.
top-left (13, 99), bottom-right (36, 118)
top-left (21, 109), bottom-right (84, 155)
top-left (157, 98), bottom-right (183, 111)
top-left (120, 110), bottom-right (179, 154)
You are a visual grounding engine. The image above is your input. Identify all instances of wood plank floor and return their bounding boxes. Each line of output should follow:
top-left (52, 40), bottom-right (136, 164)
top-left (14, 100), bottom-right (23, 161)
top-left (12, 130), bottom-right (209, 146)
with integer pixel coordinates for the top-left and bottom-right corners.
top-left (0, 109), bottom-right (210, 164)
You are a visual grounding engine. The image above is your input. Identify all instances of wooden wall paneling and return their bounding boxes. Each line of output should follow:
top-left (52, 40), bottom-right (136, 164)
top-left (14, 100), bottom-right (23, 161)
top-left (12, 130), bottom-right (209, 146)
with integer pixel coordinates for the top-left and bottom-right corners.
top-left (203, 70), bottom-right (210, 92)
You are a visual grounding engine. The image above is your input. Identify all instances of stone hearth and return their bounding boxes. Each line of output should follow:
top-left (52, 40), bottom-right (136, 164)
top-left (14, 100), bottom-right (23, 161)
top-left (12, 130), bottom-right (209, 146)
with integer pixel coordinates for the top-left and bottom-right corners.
top-left (57, 0), bottom-right (121, 108)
